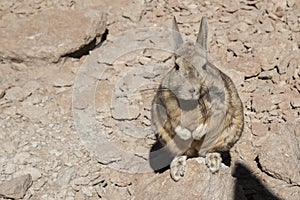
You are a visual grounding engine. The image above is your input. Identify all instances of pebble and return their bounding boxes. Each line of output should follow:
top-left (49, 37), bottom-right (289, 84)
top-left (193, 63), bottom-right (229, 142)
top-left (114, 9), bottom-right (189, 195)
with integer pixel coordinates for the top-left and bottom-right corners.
top-left (219, 15), bottom-right (232, 23)
top-left (0, 89), bottom-right (5, 99)
top-left (52, 73), bottom-right (74, 87)
top-left (82, 186), bottom-right (94, 197)
top-left (72, 177), bottom-right (91, 186)
top-left (138, 57), bottom-right (151, 65)
top-left (227, 31), bottom-right (238, 41)
top-left (74, 190), bottom-right (85, 200)
top-left (252, 94), bottom-right (273, 113)
top-left (111, 98), bottom-right (140, 120)
top-left (287, 0), bottom-right (295, 7)
top-left (14, 167), bottom-right (42, 181)
top-left (4, 163), bottom-right (16, 175)
top-left (290, 98), bottom-right (300, 108)
top-left (77, 166), bottom-right (90, 177)
top-left (251, 122), bottom-right (268, 137)
top-left (236, 21), bottom-right (249, 32)
top-left (4, 87), bottom-right (26, 101)
top-left (14, 152), bottom-right (31, 164)
top-left (49, 149), bottom-right (62, 156)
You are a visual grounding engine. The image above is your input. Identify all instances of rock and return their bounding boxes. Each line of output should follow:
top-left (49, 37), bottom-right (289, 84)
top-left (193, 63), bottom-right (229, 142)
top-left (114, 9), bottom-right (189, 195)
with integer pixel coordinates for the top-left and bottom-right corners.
top-left (221, 0), bottom-right (239, 13)
top-left (23, 80), bottom-right (40, 93)
top-left (4, 163), bottom-right (16, 175)
top-left (133, 159), bottom-right (246, 199)
top-left (251, 122), bottom-right (268, 137)
top-left (228, 57), bottom-right (261, 77)
top-left (91, 174), bottom-right (106, 186)
top-left (219, 15), bottom-right (232, 23)
top-left (236, 21), bottom-right (249, 32)
top-left (108, 170), bottom-right (132, 187)
top-left (115, 121), bottom-right (151, 138)
top-left (0, 8), bottom-right (106, 63)
top-left (4, 81), bottom-right (41, 102)
top-left (252, 93), bottom-right (273, 113)
top-left (138, 56), bottom-right (151, 65)
top-left (258, 123), bottom-right (300, 186)
top-left (0, 174), bottom-right (32, 199)
top-left (259, 19), bottom-right (274, 33)
top-left (278, 54), bottom-right (298, 74)
top-left (274, 6), bottom-right (285, 18)
top-left (290, 98), bottom-right (300, 108)
top-left (54, 167), bottom-right (75, 190)
top-left (13, 152), bottom-right (31, 164)
top-left (0, 89), bottom-right (5, 99)
top-left (122, 3), bottom-right (143, 22)
top-left (72, 177), bottom-right (91, 186)
top-left (287, 0), bottom-right (295, 7)
top-left (146, 50), bottom-right (172, 62)
top-left (111, 98), bottom-right (140, 120)
top-left (4, 86), bottom-right (31, 101)
top-left (74, 190), bottom-right (86, 200)
top-left (52, 73), bottom-right (74, 88)
top-left (1, 141), bottom-right (16, 154)
top-left (227, 31), bottom-right (239, 42)
top-left (81, 186), bottom-right (94, 197)
top-left (227, 40), bottom-right (245, 56)
top-left (17, 103), bottom-right (48, 123)
top-left (14, 167), bottom-right (42, 181)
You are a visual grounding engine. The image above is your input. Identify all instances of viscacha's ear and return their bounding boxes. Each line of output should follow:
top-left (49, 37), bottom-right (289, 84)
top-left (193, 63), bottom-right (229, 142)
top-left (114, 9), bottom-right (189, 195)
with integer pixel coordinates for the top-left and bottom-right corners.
top-left (172, 17), bottom-right (183, 50)
top-left (196, 17), bottom-right (208, 51)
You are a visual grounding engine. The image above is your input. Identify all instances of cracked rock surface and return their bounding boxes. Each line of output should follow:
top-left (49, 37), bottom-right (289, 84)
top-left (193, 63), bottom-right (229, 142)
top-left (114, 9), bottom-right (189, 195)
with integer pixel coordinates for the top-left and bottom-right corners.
top-left (0, 0), bottom-right (299, 199)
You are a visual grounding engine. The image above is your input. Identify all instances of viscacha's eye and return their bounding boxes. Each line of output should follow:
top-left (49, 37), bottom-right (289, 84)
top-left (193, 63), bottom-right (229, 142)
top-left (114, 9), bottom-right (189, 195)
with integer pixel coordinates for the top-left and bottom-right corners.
top-left (174, 63), bottom-right (180, 71)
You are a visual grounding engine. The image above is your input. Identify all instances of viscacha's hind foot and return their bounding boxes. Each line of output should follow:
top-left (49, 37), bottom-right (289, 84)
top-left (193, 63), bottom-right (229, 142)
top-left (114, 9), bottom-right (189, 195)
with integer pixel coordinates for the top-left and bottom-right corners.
top-left (205, 152), bottom-right (222, 173)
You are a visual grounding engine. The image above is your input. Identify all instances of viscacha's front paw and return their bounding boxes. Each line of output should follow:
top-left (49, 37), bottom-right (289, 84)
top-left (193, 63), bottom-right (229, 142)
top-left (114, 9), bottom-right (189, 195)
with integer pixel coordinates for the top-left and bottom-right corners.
top-left (175, 126), bottom-right (192, 140)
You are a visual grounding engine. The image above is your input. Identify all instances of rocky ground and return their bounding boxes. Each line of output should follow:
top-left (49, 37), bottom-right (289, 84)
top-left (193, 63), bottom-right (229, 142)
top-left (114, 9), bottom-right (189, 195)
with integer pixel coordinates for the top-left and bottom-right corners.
top-left (0, 0), bottom-right (299, 199)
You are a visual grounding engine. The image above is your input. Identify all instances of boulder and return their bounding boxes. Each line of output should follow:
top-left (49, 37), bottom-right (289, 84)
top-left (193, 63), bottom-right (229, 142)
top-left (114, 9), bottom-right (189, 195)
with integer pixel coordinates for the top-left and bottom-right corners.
top-left (0, 174), bottom-right (32, 199)
top-left (133, 159), bottom-right (246, 199)
top-left (257, 123), bottom-right (300, 186)
top-left (0, 8), bottom-right (106, 63)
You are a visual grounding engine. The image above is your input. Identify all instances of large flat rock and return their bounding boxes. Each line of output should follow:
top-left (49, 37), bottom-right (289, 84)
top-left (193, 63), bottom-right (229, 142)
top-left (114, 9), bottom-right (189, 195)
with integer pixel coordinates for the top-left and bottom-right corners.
top-left (133, 159), bottom-right (246, 200)
top-left (0, 8), bottom-right (106, 63)
top-left (0, 174), bottom-right (32, 199)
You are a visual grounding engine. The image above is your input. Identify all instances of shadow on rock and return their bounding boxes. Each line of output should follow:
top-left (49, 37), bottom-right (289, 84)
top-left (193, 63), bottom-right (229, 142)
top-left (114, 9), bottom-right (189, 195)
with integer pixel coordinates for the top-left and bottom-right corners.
top-left (149, 140), bottom-right (174, 173)
top-left (221, 151), bottom-right (232, 167)
top-left (233, 162), bottom-right (280, 200)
